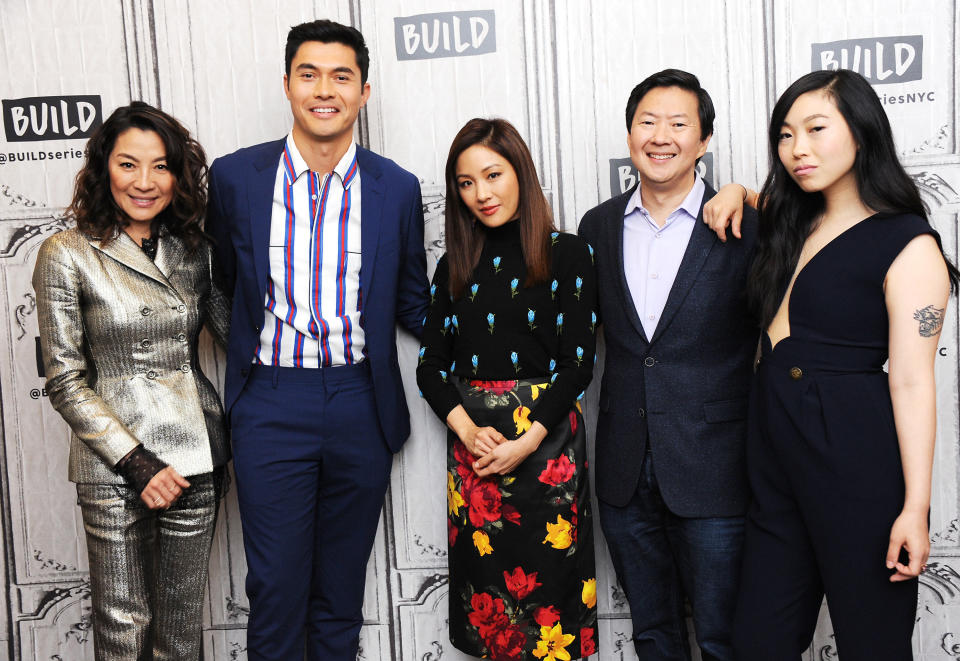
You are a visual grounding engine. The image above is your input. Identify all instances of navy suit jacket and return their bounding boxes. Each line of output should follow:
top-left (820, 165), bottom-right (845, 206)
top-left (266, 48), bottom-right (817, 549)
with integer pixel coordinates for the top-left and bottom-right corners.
top-left (206, 139), bottom-right (429, 453)
top-left (578, 183), bottom-right (759, 516)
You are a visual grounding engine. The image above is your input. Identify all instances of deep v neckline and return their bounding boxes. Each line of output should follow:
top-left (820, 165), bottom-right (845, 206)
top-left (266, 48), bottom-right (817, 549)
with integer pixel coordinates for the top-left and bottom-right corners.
top-left (766, 213), bottom-right (878, 352)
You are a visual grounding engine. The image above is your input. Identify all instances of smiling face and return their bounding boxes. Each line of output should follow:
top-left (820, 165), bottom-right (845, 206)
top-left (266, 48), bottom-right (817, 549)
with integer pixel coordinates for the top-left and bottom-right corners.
top-left (777, 90), bottom-right (859, 199)
top-left (455, 144), bottom-right (520, 229)
top-left (108, 128), bottom-right (175, 231)
top-left (284, 40), bottom-right (370, 152)
top-left (627, 85), bottom-right (710, 194)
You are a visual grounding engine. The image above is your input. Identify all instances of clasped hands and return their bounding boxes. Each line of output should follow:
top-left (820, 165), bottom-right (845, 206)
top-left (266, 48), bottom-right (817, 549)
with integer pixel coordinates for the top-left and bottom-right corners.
top-left (460, 422), bottom-right (547, 478)
top-left (140, 466), bottom-right (191, 510)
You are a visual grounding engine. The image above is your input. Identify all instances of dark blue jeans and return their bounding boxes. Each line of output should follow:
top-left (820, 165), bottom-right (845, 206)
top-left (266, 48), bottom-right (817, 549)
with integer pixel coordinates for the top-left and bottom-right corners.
top-left (599, 449), bottom-right (744, 661)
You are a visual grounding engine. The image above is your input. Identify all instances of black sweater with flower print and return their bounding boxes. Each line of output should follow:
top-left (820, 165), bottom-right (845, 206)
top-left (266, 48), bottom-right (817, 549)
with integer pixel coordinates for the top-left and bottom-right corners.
top-left (416, 220), bottom-right (597, 432)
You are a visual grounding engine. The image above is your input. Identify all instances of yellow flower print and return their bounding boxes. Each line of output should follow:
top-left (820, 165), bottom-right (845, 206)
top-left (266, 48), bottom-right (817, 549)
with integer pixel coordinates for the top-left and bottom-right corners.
top-left (542, 515), bottom-right (573, 550)
top-left (532, 622), bottom-right (576, 661)
top-left (530, 383), bottom-right (549, 400)
top-left (447, 472), bottom-right (464, 516)
top-left (581, 578), bottom-right (597, 608)
top-left (514, 405), bottom-right (532, 435)
top-left (473, 530), bottom-right (493, 556)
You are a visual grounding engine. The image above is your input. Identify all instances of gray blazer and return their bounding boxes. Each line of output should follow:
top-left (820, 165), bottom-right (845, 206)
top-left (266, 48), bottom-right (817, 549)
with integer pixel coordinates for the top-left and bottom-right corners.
top-left (33, 227), bottom-right (230, 485)
top-left (579, 183), bottom-right (760, 516)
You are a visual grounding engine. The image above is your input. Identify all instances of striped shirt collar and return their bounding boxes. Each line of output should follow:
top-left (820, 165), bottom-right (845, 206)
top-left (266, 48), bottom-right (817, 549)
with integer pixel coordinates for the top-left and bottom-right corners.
top-left (281, 134), bottom-right (360, 189)
top-left (624, 175), bottom-right (705, 221)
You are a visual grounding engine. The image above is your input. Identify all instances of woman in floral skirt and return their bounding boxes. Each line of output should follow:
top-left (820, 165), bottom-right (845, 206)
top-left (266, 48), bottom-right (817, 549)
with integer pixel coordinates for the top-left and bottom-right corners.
top-left (417, 118), bottom-right (598, 661)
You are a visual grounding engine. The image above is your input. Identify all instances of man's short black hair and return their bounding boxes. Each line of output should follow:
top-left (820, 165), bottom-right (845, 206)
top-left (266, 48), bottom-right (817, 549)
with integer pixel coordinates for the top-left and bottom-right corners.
top-left (285, 19), bottom-right (370, 84)
top-left (624, 69), bottom-right (715, 141)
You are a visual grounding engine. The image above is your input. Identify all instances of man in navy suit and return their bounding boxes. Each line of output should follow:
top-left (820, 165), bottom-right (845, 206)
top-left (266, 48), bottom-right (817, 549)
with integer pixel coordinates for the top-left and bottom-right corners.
top-left (206, 20), bottom-right (429, 661)
top-left (578, 70), bottom-right (758, 661)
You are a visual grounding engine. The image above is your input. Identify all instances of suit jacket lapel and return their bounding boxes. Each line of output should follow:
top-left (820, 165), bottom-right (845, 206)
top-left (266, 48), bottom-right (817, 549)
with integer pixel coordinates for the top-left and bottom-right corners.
top-left (92, 231), bottom-right (171, 288)
top-left (153, 229), bottom-right (185, 283)
top-left (649, 186), bottom-right (718, 345)
top-left (357, 147), bottom-right (384, 301)
top-left (611, 186), bottom-right (650, 343)
top-left (248, 141), bottom-right (284, 309)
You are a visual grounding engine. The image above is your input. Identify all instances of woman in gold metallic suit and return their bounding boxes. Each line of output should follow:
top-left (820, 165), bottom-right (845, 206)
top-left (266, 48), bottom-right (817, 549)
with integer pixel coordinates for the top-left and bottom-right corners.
top-left (33, 102), bottom-right (230, 660)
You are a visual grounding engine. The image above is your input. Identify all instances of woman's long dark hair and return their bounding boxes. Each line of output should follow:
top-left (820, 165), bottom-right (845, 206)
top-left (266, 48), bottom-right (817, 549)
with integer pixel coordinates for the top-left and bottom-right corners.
top-left (68, 101), bottom-right (208, 251)
top-left (748, 69), bottom-right (958, 327)
top-left (444, 118), bottom-right (555, 299)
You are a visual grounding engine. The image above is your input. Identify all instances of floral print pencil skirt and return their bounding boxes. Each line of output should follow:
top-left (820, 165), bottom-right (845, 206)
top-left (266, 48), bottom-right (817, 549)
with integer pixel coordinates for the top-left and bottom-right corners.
top-left (447, 378), bottom-right (598, 660)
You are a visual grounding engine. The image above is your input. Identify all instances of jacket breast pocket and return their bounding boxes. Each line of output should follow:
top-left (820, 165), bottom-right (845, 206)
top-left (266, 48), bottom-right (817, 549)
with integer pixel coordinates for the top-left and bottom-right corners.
top-left (703, 398), bottom-right (747, 423)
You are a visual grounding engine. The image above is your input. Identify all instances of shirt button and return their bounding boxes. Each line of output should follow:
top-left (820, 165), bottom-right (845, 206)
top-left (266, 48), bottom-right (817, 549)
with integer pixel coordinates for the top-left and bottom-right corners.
top-left (177, 304), bottom-right (186, 313)
top-left (311, 194), bottom-right (317, 200)
top-left (790, 367), bottom-right (803, 380)
top-left (146, 370), bottom-right (157, 379)
top-left (140, 306), bottom-right (152, 316)
top-left (650, 273), bottom-right (658, 279)
top-left (644, 357), bottom-right (656, 367)
top-left (654, 234), bottom-right (662, 239)
top-left (638, 408), bottom-right (646, 417)
top-left (648, 314), bottom-right (656, 321)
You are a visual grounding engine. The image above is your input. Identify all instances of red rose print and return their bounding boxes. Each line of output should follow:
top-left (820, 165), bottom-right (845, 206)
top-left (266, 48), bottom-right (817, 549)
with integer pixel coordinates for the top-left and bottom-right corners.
top-left (467, 478), bottom-right (503, 528)
top-left (501, 503), bottom-right (521, 526)
top-left (538, 454), bottom-right (576, 486)
top-left (533, 605), bottom-right (561, 627)
top-left (448, 519), bottom-right (458, 547)
top-left (486, 623), bottom-right (527, 660)
top-left (503, 566), bottom-right (542, 600)
top-left (474, 380), bottom-right (517, 395)
top-left (569, 410), bottom-right (578, 435)
top-left (454, 440), bottom-right (478, 481)
top-left (468, 593), bottom-right (509, 640)
top-left (581, 627), bottom-right (597, 656)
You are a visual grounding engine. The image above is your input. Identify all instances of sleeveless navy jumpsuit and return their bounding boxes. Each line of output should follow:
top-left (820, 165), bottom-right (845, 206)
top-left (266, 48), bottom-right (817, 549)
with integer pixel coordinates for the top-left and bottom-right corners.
top-left (733, 213), bottom-right (938, 660)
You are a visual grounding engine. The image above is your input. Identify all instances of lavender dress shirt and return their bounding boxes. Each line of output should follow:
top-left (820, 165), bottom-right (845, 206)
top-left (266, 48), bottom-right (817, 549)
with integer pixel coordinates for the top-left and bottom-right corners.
top-left (622, 176), bottom-right (705, 339)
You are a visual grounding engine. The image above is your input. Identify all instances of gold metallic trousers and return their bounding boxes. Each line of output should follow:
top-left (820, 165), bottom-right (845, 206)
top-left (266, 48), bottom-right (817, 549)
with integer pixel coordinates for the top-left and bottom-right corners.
top-left (76, 471), bottom-right (221, 660)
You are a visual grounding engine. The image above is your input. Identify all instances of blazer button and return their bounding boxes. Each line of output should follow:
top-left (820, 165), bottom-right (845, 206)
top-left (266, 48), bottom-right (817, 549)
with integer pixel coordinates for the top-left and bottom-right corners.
top-left (176, 332), bottom-right (187, 342)
top-left (146, 370), bottom-right (157, 379)
top-left (181, 364), bottom-right (191, 373)
top-left (790, 366), bottom-right (803, 380)
top-left (644, 357), bottom-right (656, 367)
top-left (177, 304), bottom-right (187, 313)
top-left (141, 339), bottom-right (152, 348)
top-left (140, 306), bottom-right (152, 316)
top-left (638, 407), bottom-right (646, 417)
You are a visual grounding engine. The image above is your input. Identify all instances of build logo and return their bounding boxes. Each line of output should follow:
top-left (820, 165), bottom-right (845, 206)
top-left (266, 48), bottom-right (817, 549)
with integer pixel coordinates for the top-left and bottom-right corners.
top-left (2, 95), bottom-right (102, 142)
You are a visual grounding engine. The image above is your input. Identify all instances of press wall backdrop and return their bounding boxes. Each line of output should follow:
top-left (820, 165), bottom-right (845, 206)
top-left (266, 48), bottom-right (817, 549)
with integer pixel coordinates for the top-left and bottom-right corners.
top-left (1, 1), bottom-right (959, 659)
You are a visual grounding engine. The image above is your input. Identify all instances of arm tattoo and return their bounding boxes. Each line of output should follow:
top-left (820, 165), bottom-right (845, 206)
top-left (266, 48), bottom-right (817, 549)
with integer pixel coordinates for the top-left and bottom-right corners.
top-left (913, 304), bottom-right (945, 337)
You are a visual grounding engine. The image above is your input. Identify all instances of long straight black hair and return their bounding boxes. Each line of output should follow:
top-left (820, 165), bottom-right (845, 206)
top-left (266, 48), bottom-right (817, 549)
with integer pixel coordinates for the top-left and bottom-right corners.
top-left (748, 69), bottom-right (958, 327)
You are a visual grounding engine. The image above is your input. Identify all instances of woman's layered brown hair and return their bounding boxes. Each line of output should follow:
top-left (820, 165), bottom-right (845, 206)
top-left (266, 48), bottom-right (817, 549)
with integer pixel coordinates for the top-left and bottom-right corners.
top-left (69, 101), bottom-right (208, 251)
top-left (443, 118), bottom-right (555, 298)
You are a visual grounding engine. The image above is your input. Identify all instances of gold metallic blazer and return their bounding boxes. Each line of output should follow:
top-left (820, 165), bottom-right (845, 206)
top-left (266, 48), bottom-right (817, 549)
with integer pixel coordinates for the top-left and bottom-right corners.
top-left (33, 227), bottom-right (231, 485)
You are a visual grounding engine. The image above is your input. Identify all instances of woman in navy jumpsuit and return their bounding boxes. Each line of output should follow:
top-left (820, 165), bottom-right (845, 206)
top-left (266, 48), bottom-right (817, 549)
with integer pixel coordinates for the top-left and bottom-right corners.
top-left (731, 70), bottom-right (956, 660)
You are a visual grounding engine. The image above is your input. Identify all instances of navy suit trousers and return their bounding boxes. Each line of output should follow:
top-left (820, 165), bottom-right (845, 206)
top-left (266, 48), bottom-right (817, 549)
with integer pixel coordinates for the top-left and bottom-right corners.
top-left (230, 363), bottom-right (392, 661)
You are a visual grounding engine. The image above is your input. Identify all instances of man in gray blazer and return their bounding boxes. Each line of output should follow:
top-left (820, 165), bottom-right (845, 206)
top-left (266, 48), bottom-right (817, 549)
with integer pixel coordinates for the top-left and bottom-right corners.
top-left (578, 69), bottom-right (758, 661)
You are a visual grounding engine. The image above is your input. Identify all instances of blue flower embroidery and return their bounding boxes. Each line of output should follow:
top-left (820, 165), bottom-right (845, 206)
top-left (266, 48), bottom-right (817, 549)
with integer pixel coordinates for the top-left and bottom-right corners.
top-left (588, 243), bottom-right (595, 263)
top-left (418, 347), bottom-right (426, 365)
top-left (550, 279), bottom-right (558, 300)
top-left (574, 276), bottom-right (583, 300)
top-left (549, 359), bottom-right (556, 372)
top-left (556, 312), bottom-right (564, 335)
top-left (451, 314), bottom-right (459, 332)
top-left (487, 313), bottom-right (496, 334)
top-left (527, 308), bottom-right (537, 331)
top-left (472, 354), bottom-right (479, 375)
top-left (575, 346), bottom-right (584, 365)
top-left (493, 256), bottom-right (502, 273)
top-left (469, 283), bottom-right (479, 302)
top-left (590, 311), bottom-right (597, 332)
top-left (442, 316), bottom-right (451, 335)
top-left (551, 231), bottom-right (559, 245)
top-left (511, 351), bottom-right (519, 374)
top-left (510, 277), bottom-right (519, 298)
top-left (450, 361), bottom-right (456, 372)
top-left (551, 373), bottom-right (558, 383)
top-left (439, 370), bottom-right (448, 382)
top-left (430, 283), bottom-right (436, 303)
